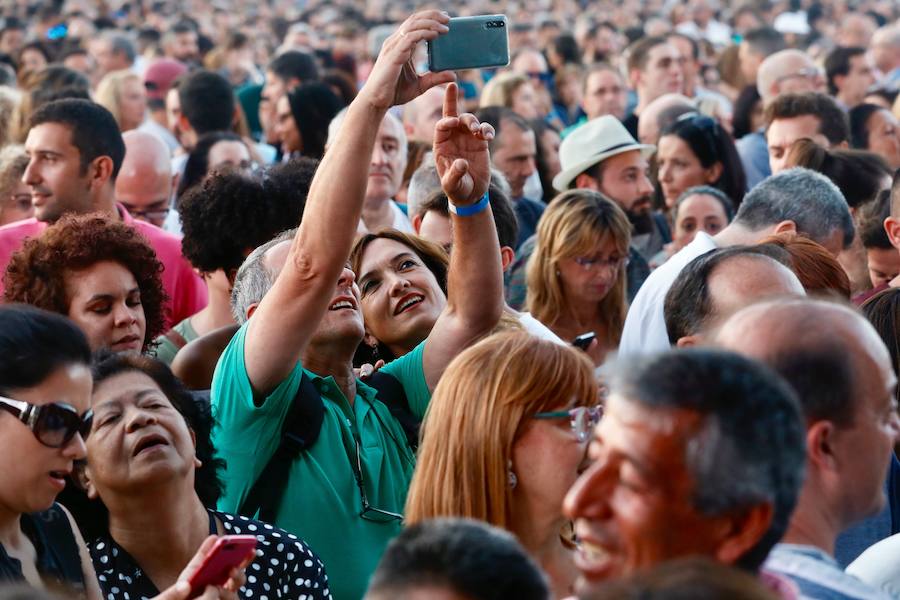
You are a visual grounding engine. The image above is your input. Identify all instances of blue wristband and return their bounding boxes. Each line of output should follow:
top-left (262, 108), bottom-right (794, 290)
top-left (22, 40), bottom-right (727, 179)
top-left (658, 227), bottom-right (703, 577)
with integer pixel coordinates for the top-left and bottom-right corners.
top-left (448, 192), bottom-right (490, 217)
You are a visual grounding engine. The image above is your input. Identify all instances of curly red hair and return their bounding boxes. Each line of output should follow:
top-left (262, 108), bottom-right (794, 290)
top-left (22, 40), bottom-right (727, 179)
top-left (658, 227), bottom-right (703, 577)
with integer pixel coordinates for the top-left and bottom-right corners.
top-left (3, 213), bottom-right (168, 351)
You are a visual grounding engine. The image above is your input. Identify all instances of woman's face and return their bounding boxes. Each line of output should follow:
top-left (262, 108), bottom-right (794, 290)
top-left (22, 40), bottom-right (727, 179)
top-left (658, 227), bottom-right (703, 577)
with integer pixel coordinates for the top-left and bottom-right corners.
top-left (357, 238), bottom-right (446, 356)
top-left (511, 82), bottom-right (540, 120)
top-left (557, 235), bottom-right (624, 306)
top-left (656, 135), bottom-right (719, 208)
top-left (0, 363), bottom-right (91, 514)
top-left (207, 140), bottom-right (252, 171)
top-left (65, 260), bottom-right (146, 354)
top-left (87, 371), bottom-right (195, 499)
top-left (540, 128), bottom-right (562, 180)
top-left (119, 78), bottom-right (147, 131)
top-left (0, 180), bottom-right (34, 226)
top-left (20, 48), bottom-right (47, 73)
top-left (512, 404), bottom-right (591, 529)
top-left (674, 194), bottom-right (729, 248)
top-left (274, 95), bottom-right (302, 155)
top-left (749, 99), bottom-right (766, 134)
top-left (867, 109), bottom-right (900, 170)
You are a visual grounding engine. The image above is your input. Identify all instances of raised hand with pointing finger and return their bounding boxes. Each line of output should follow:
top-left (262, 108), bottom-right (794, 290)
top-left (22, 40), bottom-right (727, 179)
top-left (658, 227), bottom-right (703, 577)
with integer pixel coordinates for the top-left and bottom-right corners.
top-left (433, 82), bottom-right (495, 205)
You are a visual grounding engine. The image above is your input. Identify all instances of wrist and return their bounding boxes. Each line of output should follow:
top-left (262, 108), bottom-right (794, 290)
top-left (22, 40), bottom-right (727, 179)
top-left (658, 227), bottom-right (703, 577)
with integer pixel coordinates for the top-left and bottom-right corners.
top-left (448, 191), bottom-right (489, 217)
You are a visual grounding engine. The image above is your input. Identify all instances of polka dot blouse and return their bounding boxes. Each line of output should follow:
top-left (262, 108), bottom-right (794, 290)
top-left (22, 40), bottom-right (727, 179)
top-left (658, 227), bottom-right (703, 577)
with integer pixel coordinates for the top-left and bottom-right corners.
top-left (90, 510), bottom-right (332, 600)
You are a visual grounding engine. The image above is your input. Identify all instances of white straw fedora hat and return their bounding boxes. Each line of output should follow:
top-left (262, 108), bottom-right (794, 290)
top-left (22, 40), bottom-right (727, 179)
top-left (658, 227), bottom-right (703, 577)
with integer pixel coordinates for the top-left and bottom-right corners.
top-left (552, 115), bottom-right (655, 192)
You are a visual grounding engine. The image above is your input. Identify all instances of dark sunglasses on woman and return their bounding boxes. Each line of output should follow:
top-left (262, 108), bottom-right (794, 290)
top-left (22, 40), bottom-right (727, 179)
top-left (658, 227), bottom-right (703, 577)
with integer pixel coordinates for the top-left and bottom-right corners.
top-left (0, 396), bottom-right (93, 448)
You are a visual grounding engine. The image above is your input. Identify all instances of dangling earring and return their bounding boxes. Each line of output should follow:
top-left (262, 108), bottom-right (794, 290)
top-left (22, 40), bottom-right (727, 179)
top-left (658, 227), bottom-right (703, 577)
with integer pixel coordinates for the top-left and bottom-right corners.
top-left (507, 460), bottom-right (517, 489)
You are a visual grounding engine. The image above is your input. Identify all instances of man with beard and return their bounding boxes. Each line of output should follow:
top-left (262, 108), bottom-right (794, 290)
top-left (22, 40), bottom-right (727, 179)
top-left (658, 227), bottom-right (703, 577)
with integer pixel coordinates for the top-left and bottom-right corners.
top-left (505, 115), bottom-right (658, 309)
top-left (619, 168), bottom-right (854, 356)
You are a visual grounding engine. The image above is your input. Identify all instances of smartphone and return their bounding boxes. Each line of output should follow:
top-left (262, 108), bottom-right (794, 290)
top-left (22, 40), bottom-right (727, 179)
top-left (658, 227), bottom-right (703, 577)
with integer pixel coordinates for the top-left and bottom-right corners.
top-left (572, 332), bottom-right (596, 351)
top-left (187, 535), bottom-right (257, 599)
top-left (427, 15), bottom-right (510, 72)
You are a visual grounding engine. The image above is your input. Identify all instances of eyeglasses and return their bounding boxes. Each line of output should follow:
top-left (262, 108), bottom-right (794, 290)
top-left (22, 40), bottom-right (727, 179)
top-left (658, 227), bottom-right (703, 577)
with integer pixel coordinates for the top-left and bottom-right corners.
top-left (0, 396), bottom-right (93, 448)
top-left (775, 67), bottom-right (822, 86)
top-left (123, 206), bottom-right (170, 223)
top-left (353, 440), bottom-right (403, 523)
top-left (675, 112), bottom-right (720, 159)
top-left (533, 405), bottom-right (603, 443)
top-left (572, 255), bottom-right (629, 272)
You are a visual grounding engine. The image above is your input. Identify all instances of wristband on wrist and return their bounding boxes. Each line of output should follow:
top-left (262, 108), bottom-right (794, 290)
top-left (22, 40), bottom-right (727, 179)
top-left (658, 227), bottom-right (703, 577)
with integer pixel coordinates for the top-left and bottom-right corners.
top-left (448, 191), bottom-right (490, 217)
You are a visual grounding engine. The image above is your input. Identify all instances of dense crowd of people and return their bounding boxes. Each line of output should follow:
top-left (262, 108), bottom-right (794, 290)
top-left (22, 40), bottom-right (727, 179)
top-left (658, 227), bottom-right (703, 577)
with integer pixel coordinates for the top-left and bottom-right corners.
top-left (0, 0), bottom-right (899, 599)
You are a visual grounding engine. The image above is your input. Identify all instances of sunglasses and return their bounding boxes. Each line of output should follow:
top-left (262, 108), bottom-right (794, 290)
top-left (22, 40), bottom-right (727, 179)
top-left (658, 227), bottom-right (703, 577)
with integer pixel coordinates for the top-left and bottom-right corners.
top-left (354, 440), bottom-right (403, 522)
top-left (0, 396), bottom-right (93, 448)
top-left (533, 404), bottom-right (603, 443)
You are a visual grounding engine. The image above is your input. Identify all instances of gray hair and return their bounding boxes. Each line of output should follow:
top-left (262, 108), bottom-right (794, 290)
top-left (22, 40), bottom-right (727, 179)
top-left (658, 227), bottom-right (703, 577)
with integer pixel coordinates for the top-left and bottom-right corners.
top-left (327, 107), bottom-right (407, 161)
top-left (406, 155), bottom-right (440, 220)
top-left (103, 30), bottom-right (137, 64)
top-left (735, 167), bottom-right (854, 249)
top-left (230, 229), bottom-right (296, 324)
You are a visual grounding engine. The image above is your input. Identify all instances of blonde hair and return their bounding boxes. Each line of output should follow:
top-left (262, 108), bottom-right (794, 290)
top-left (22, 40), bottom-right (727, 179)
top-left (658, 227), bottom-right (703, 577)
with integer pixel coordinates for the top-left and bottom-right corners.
top-left (525, 190), bottom-right (631, 347)
top-left (479, 71), bottom-right (529, 110)
top-left (95, 69), bottom-right (142, 131)
top-left (405, 332), bottom-right (596, 529)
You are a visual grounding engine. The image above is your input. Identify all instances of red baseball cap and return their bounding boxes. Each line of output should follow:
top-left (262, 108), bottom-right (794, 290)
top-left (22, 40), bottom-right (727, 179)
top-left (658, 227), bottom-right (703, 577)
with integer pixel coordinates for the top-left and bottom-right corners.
top-left (143, 58), bottom-right (187, 101)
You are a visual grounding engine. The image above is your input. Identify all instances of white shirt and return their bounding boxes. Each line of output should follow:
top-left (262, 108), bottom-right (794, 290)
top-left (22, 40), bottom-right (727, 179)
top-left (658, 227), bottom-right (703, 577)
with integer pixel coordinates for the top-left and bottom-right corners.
top-left (516, 311), bottom-right (566, 345)
top-left (619, 232), bottom-right (718, 357)
top-left (846, 534), bottom-right (900, 598)
top-left (389, 200), bottom-right (414, 233)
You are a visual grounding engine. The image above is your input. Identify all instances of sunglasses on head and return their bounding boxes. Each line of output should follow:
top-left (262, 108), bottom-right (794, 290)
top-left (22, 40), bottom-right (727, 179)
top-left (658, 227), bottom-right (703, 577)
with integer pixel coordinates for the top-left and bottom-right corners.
top-left (0, 395), bottom-right (93, 448)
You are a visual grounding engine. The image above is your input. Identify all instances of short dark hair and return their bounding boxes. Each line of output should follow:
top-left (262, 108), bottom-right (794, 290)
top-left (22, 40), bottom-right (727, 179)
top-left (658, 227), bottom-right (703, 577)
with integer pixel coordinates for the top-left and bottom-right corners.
top-left (664, 246), bottom-right (791, 343)
top-left (366, 518), bottom-right (549, 600)
top-left (177, 131), bottom-right (244, 198)
top-left (610, 349), bottom-right (806, 572)
top-left (825, 46), bottom-right (867, 96)
top-left (862, 288), bottom-right (900, 401)
top-left (179, 158), bottom-right (316, 275)
top-left (178, 70), bottom-right (235, 135)
top-left (848, 103), bottom-right (885, 150)
top-left (475, 106), bottom-right (532, 154)
top-left (742, 27), bottom-right (786, 58)
top-left (0, 304), bottom-right (91, 396)
top-left (267, 50), bottom-right (319, 83)
top-left (418, 180), bottom-right (519, 250)
top-left (673, 186), bottom-right (735, 223)
top-left (764, 93), bottom-right (850, 146)
top-left (859, 189), bottom-right (893, 250)
top-left (30, 99), bottom-right (125, 178)
top-left (626, 35), bottom-right (670, 73)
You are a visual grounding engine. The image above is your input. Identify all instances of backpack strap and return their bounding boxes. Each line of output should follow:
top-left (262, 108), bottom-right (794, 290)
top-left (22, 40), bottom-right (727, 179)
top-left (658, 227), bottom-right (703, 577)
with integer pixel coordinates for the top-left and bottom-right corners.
top-left (238, 372), bottom-right (325, 522)
top-left (365, 371), bottom-right (419, 450)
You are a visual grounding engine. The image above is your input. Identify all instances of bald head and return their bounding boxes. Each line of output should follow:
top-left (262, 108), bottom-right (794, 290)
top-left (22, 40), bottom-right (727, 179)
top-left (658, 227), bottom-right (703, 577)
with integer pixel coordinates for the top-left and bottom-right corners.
top-left (637, 93), bottom-right (694, 144)
top-left (871, 25), bottom-right (900, 74)
top-left (665, 248), bottom-right (805, 346)
top-left (116, 130), bottom-right (173, 227)
top-left (403, 86), bottom-right (445, 143)
top-left (756, 50), bottom-right (820, 104)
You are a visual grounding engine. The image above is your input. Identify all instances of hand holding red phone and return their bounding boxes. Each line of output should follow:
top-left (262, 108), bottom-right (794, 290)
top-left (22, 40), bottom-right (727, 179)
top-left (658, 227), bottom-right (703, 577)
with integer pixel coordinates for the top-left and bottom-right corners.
top-left (153, 535), bottom-right (256, 600)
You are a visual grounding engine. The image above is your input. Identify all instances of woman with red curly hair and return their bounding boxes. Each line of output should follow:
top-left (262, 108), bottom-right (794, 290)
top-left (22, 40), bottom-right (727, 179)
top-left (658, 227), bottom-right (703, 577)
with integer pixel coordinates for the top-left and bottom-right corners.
top-left (3, 213), bottom-right (167, 353)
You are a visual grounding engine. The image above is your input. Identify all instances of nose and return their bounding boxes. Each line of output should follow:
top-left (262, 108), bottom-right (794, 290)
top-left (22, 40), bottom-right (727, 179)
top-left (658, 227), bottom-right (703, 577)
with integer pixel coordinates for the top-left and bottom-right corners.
top-left (63, 432), bottom-right (87, 460)
top-left (338, 267), bottom-right (356, 288)
top-left (124, 405), bottom-right (157, 433)
top-left (562, 460), bottom-right (611, 521)
top-left (638, 172), bottom-right (654, 196)
top-left (113, 302), bottom-right (139, 327)
top-left (22, 158), bottom-right (39, 187)
top-left (523, 156), bottom-right (537, 178)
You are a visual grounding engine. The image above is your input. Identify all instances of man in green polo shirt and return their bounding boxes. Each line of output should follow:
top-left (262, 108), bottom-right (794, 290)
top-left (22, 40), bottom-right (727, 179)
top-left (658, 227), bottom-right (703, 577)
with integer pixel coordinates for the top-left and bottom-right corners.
top-left (211, 11), bottom-right (505, 600)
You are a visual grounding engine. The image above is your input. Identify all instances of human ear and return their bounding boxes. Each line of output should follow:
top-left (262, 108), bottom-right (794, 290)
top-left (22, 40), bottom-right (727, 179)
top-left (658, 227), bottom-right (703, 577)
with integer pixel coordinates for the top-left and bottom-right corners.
top-left (713, 502), bottom-right (774, 566)
top-left (884, 217), bottom-right (900, 250)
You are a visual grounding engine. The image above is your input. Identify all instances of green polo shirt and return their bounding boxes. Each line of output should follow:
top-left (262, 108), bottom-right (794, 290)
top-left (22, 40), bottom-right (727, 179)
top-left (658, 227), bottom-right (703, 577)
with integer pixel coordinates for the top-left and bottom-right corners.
top-left (211, 323), bottom-right (430, 600)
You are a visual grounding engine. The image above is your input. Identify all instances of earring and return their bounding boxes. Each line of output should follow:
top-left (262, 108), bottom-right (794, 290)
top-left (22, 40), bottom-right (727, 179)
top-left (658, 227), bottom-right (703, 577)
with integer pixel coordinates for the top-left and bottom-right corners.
top-left (507, 460), bottom-right (517, 489)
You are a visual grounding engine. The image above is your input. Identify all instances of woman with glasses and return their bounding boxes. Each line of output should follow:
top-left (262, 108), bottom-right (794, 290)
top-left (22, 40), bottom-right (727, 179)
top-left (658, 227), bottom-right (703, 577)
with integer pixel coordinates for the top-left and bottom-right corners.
top-left (0, 305), bottom-right (98, 596)
top-left (80, 353), bottom-right (332, 600)
top-left (405, 332), bottom-right (599, 599)
top-left (656, 112), bottom-right (746, 221)
top-left (3, 213), bottom-right (166, 355)
top-left (525, 190), bottom-right (631, 365)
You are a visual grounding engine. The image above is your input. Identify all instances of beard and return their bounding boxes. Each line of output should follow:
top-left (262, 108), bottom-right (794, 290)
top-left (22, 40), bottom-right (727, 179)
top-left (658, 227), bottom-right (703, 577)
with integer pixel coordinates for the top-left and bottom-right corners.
top-left (625, 195), bottom-right (655, 235)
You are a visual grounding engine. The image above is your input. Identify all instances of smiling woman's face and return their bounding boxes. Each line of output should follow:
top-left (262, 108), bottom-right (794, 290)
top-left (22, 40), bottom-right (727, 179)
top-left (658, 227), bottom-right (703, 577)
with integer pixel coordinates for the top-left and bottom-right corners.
top-left (65, 260), bottom-right (146, 354)
top-left (357, 237), bottom-right (446, 357)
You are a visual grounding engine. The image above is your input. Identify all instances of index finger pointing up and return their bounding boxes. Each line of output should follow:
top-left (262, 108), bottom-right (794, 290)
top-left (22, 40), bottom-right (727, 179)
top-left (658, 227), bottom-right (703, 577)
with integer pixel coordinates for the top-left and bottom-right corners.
top-left (443, 81), bottom-right (459, 119)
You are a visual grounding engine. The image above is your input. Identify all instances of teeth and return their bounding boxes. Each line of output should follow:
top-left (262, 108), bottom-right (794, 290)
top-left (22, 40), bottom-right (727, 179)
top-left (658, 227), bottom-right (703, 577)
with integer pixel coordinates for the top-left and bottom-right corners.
top-left (330, 301), bottom-right (353, 310)
top-left (579, 541), bottom-right (609, 561)
top-left (399, 296), bottom-right (422, 311)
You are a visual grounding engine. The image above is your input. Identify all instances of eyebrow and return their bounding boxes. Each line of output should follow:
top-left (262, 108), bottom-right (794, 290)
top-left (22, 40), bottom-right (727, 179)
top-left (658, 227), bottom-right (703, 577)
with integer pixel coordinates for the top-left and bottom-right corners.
top-left (359, 252), bottom-right (416, 284)
top-left (86, 288), bottom-right (141, 303)
top-left (94, 388), bottom-right (160, 412)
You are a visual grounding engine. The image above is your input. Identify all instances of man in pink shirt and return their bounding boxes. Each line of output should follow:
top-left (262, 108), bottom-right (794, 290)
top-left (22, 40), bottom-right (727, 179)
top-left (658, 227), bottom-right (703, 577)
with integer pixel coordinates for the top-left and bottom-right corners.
top-left (0, 98), bottom-right (206, 326)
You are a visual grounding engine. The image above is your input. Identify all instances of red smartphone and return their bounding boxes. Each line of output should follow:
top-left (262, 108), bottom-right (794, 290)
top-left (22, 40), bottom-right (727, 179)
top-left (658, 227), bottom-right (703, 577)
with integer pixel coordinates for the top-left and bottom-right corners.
top-left (187, 535), bottom-right (257, 599)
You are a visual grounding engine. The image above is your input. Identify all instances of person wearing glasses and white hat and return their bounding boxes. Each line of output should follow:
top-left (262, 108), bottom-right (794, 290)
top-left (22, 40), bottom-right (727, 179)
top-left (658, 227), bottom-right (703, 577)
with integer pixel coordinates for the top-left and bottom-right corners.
top-left (506, 115), bottom-right (662, 308)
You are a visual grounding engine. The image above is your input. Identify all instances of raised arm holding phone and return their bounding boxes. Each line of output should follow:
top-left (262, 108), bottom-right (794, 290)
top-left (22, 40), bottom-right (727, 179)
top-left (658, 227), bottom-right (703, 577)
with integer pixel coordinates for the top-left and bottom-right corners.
top-left (211, 11), bottom-right (504, 600)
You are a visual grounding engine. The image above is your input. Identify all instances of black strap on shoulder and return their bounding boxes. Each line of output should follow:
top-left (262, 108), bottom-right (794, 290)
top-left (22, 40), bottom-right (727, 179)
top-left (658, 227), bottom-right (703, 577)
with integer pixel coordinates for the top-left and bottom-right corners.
top-left (365, 371), bottom-right (419, 450)
top-left (238, 371), bottom-right (419, 522)
top-left (238, 372), bottom-right (324, 523)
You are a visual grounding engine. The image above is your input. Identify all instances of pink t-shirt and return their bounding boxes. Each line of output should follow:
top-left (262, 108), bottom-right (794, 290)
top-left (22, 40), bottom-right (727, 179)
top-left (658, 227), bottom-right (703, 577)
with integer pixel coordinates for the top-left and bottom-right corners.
top-left (0, 205), bottom-right (207, 327)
